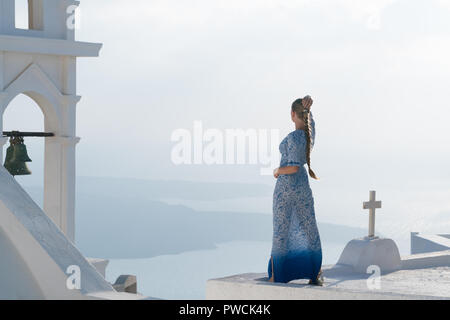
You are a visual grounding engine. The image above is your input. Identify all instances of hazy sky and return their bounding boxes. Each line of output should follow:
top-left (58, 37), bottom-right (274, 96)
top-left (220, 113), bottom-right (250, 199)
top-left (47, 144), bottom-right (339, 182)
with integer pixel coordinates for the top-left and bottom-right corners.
top-left (3, 0), bottom-right (450, 248)
top-left (5, 0), bottom-right (450, 186)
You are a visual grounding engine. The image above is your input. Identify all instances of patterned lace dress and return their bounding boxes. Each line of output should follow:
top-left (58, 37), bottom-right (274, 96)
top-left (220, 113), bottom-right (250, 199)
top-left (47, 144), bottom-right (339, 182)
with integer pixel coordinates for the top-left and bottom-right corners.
top-left (268, 114), bottom-right (322, 283)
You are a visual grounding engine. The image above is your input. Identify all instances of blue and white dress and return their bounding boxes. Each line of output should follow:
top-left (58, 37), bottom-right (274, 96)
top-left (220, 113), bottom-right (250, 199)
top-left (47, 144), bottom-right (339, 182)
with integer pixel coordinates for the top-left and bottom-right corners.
top-left (268, 114), bottom-right (322, 283)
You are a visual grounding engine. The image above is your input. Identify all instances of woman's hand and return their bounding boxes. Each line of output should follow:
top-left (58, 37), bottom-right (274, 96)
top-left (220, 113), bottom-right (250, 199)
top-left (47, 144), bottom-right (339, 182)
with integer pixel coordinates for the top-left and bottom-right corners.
top-left (273, 168), bottom-right (280, 179)
top-left (274, 166), bottom-right (299, 178)
top-left (302, 95), bottom-right (313, 111)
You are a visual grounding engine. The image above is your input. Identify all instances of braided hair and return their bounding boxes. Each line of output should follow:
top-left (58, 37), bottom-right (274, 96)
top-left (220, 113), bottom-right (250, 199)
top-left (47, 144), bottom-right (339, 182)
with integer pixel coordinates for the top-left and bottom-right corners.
top-left (292, 99), bottom-right (319, 180)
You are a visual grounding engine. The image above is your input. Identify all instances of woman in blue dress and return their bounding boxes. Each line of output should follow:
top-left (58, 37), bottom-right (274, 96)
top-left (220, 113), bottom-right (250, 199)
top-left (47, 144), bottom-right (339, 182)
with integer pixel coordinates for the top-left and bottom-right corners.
top-left (268, 96), bottom-right (323, 285)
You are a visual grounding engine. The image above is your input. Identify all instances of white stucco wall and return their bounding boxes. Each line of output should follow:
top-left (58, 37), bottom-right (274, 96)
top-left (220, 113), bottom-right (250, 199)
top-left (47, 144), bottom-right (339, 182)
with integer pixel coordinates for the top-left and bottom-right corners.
top-left (0, 228), bottom-right (44, 299)
top-left (0, 166), bottom-right (114, 299)
top-left (0, 0), bottom-right (80, 40)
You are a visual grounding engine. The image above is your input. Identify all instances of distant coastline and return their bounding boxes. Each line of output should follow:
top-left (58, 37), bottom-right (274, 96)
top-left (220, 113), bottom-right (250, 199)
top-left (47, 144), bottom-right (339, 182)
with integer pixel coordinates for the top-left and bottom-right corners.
top-left (22, 176), bottom-right (366, 259)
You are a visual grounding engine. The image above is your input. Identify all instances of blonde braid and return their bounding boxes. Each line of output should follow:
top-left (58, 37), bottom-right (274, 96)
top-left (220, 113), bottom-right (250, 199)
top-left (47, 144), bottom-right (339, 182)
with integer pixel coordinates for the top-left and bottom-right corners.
top-left (292, 99), bottom-right (319, 180)
top-left (302, 111), bottom-right (318, 180)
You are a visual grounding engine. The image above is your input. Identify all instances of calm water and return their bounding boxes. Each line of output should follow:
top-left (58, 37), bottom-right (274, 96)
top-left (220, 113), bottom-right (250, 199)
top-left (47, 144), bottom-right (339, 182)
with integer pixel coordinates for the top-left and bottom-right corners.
top-left (106, 241), bottom-right (345, 300)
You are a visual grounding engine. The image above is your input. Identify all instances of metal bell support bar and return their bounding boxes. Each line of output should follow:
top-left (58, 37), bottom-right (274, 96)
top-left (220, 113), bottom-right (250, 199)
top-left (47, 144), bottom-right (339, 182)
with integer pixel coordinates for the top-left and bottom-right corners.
top-left (3, 131), bottom-right (55, 137)
top-left (2, 131), bottom-right (54, 177)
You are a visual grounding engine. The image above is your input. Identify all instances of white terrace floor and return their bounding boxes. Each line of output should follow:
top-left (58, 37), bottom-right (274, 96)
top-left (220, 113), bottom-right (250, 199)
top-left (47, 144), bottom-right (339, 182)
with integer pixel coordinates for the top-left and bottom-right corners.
top-left (207, 265), bottom-right (450, 300)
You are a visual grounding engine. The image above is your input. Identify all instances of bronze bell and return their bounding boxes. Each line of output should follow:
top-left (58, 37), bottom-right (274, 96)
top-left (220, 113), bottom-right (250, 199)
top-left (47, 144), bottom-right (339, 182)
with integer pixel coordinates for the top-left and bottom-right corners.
top-left (3, 137), bottom-right (32, 176)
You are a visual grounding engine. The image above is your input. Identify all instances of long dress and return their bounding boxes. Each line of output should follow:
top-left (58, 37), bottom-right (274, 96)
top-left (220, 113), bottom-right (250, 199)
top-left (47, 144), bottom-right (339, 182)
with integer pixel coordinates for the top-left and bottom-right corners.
top-left (268, 113), bottom-right (322, 283)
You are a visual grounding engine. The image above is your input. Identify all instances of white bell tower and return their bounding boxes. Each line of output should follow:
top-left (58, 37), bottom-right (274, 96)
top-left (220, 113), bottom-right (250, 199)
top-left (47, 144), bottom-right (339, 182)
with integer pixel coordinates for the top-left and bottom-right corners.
top-left (0, 0), bottom-right (102, 242)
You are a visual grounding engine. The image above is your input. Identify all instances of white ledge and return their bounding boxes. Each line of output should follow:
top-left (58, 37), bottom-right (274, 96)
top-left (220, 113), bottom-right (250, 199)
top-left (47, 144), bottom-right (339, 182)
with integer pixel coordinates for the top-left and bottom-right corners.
top-left (207, 263), bottom-right (450, 300)
top-left (0, 35), bottom-right (102, 57)
top-left (47, 136), bottom-right (81, 146)
top-left (86, 291), bottom-right (152, 300)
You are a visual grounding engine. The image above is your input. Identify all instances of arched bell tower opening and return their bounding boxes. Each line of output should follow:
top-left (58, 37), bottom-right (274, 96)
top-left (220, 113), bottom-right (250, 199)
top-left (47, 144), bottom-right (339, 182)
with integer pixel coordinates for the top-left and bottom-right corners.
top-left (2, 93), bottom-right (45, 206)
top-left (14, 0), bottom-right (29, 29)
top-left (14, 0), bottom-right (44, 31)
top-left (0, 0), bottom-right (102, 243)
top-left (0, 84), bottom-right (76, 241)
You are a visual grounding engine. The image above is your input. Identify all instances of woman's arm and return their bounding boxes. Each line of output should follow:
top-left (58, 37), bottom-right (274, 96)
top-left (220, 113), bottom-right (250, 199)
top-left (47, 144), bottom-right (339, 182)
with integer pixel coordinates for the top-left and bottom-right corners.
top-left (273, 166), bottom-right (299, 178)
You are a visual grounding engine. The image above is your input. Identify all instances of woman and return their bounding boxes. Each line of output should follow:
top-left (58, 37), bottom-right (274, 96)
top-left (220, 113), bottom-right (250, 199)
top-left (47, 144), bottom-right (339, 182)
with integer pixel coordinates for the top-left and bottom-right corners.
top-left (268, 96), bottom-right (323, 285)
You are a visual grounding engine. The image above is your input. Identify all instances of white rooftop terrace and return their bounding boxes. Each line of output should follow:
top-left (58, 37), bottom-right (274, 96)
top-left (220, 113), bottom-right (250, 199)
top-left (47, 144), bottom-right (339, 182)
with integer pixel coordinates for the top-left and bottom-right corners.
top-left (207, 250), bottom-right (450, 300)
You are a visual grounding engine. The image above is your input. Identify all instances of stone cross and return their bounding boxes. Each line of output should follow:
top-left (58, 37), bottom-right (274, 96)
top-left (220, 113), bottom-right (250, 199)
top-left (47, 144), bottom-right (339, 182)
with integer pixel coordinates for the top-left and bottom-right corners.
top-left (363, 190), bottom-right (382, 238)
